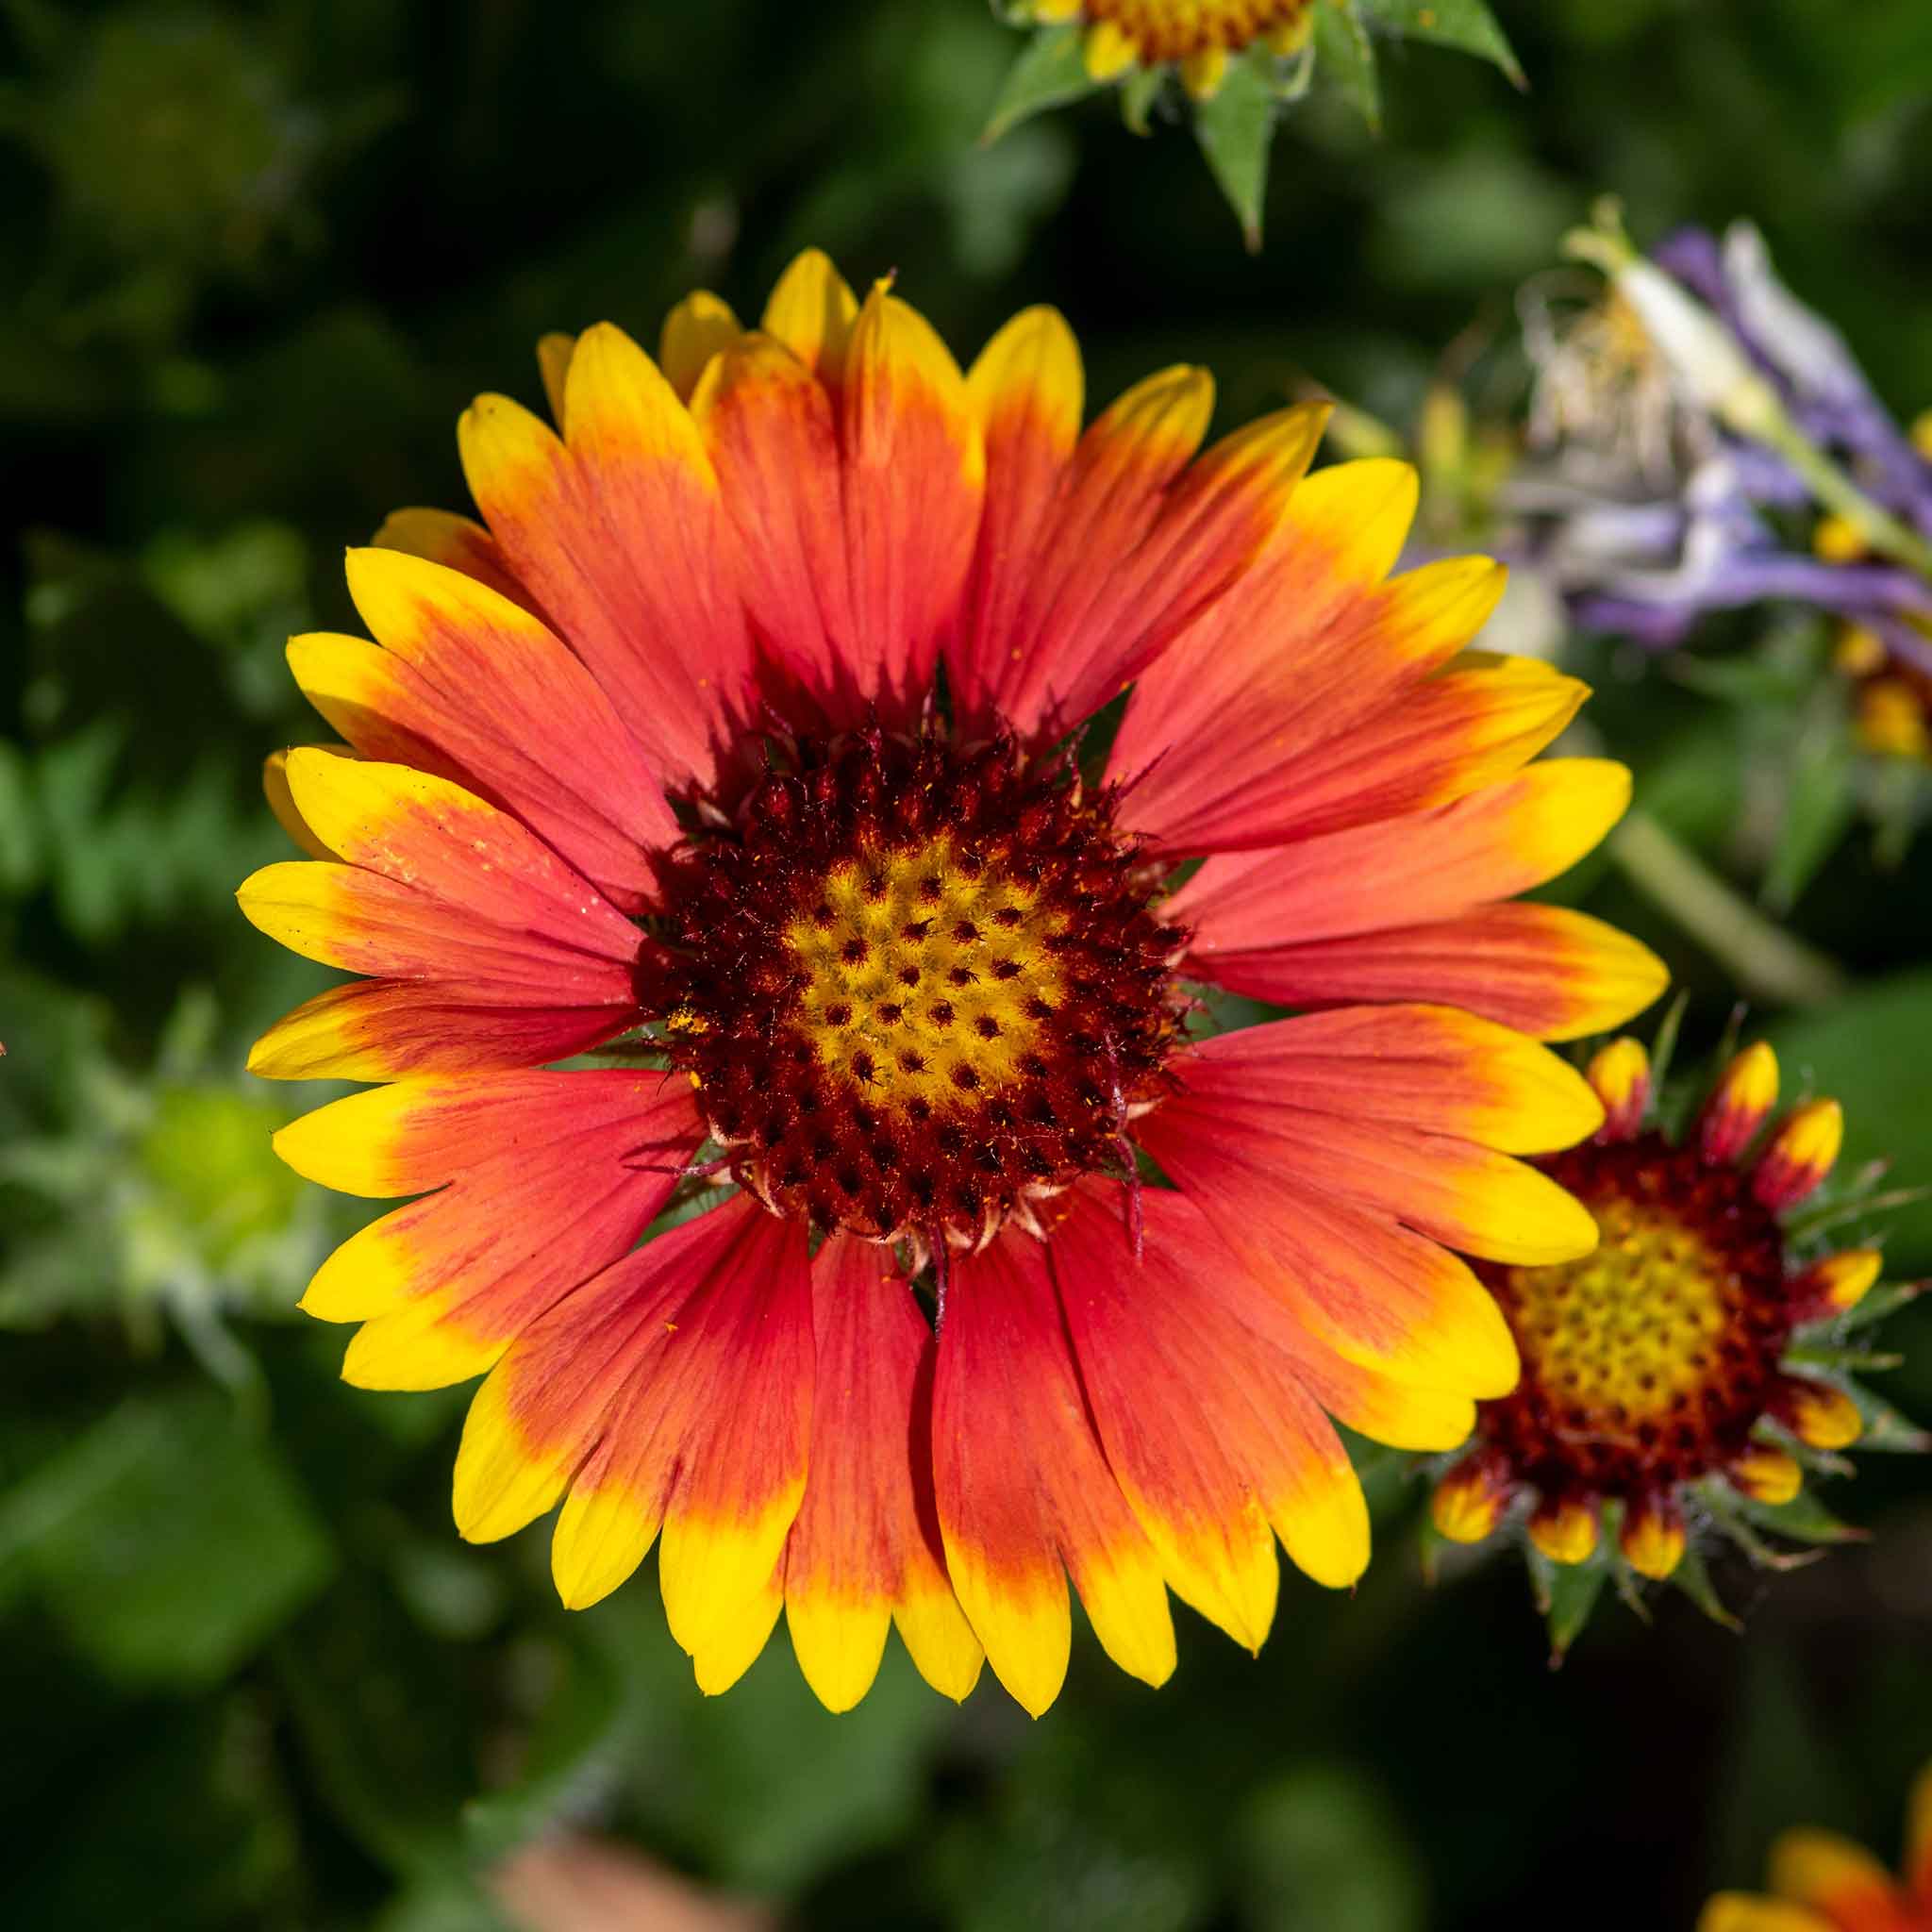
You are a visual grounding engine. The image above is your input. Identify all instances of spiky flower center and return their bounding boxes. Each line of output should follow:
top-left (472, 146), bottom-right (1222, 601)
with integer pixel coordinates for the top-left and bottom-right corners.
top-left (1479, 1134), bottom-right (1795, 1495)
top-left (649, 726), bottom-right (1185, 1249)
top-left (1081, 0), bottom-right (1313, 63)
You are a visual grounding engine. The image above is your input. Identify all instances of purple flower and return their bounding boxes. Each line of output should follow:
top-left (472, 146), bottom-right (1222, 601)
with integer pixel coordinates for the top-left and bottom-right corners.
top-left (1511, 222), bottom-right (1932, 649)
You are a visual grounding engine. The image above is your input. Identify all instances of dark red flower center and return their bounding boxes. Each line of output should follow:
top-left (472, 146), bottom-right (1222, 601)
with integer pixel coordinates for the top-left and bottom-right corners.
top-left (644, 724), bottom-right (1186, 1248)
top-left (1476, 1133), bottom-right (1796, 1497)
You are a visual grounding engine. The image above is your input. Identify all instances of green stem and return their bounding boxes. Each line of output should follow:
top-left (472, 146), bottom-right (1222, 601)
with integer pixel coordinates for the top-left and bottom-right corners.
top-left (1757, 414), bottom-right (1932, 582)
top-left (1607, 809), bottom-right (1849, 1008)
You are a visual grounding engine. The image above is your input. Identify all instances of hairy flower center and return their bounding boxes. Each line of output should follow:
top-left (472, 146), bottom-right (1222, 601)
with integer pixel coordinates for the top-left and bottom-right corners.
top-left (1082, 0), bottom-right (1313, 62)
top-left (648, 725), bottom-right (1185, 1249)
top-left (1479, 1135), bottom-right (1794, 1494)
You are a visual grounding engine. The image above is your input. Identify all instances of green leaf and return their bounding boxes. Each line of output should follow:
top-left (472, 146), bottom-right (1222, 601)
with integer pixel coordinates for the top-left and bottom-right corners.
top-left (273, 1569), bottom-right (482, 1875)
top-left (1357, 0), bottom-right (1524, 87)
top-left (1119, 63), bottom-right (1163, 135)
top-left (595, 1592), bottom-right (958, 1896)
top-left (1315, 0), bottom-right (1381, 132)
top-left (1235, 1765), bottom-right (1427, 1932)
top-left (462, 1630), bottom-right (642, 1863)
top-left (4, 1391), bottom-right (334, 1688)
top-left (1192, 51), bottom-right (1278, 251)
top-left (1761, 716), bottom-right (1857, 916)
top-left (1740, 1488), bottom-right (1868, 1545)
top-left (1834, 1280), bottom-right (1924, 1333)
top-left (1670, 1541), bottom-right (1742, 1632)
top-left (1843, 1379), bottom-right (1932, 1452)
top-left (1771, 971), bottom-right (1932, 1271)
top-left (1528, 1546), bottom-right (1608, 1660)
top-left (981, 25), bottom-right (1099, 145)
top-left (8, 1702), bottom-right (304, 1929)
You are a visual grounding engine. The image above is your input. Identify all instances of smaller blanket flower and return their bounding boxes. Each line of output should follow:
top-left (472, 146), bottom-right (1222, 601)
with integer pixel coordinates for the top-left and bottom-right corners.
top-left (1430, 1027), bottom-right (1925, 1650)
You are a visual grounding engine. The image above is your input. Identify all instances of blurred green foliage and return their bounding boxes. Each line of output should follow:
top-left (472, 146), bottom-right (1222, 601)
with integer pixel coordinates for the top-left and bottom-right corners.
top-left (2, 1), bottom-right (1930, 1927)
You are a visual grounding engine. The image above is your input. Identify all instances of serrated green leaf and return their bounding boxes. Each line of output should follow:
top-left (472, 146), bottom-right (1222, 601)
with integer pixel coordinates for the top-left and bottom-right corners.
top-left (1357, 0), bottom-right (1524, 87)
top-left (981, 25), bottom-right (1099, 145)
top-left (1191, 50), bottom-right (1277, 251)
top-left (1315, 0), bottom-right (1380, 131)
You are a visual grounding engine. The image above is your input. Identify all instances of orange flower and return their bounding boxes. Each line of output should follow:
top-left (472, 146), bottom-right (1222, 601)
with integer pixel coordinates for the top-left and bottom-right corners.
top-left (243, 251), bottom-right (1665, 1712)
top-left (1432, 1030), bottom-right (1923, 1635)
top-left (1701, 1761), bottom-right (1932, 1932)
top-left (1030, 0), bottom-right (1317, 98)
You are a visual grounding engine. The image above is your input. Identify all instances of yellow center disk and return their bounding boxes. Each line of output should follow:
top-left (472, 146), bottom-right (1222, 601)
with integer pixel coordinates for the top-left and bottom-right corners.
top-left (785, 837), bottom-right (1068, 1110)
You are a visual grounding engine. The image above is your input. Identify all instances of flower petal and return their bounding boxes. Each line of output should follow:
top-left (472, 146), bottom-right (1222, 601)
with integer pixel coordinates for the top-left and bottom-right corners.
top-left (761, 248), bottom-right (859, 387)
top-left (263, 745), bottom-right (343, 859)
top-left (246, 981), bottom-right (637, 1081)
top-left (240, 753), bottom-right (645, 1077)
top-left (948, 362), bottom-right (1208, 740)
top-left (273, 750), bottom-right (641, 955)
top-left (1906, 1760), bottom-right (1932, 1907)
top-left (1055, 1185), bottom-right (1371, 1639)
top-left (1111, 457), bottom-right (1514, 849)
top-left (982, 394), bottom-right (1329, 747)
top-left (1170, 759), bottom-right (1632, 951)
top-left (691, 333), bottom-right (858, 708)
top-left (454, 1195), bottom-right (811, 1670)
top-left (1188, 901), bottom-right (1668, 1043)
top-left (1137, 1026), bottom-right (1557, 1393)
top-left (658, 289), bottom-right (743, 401)
top-left (284, 1072), bottom-right (701, 1391)
top-left (288, 546), bottom-right (676, 910)
top-left (1768, 1830), bottom-right (1909, 1927)
top-left (531, 333), bottom-right (573, 427)
top-left (943, 306), bottom-right (1085, 732)
top-left (1695, 1900), bottom-right (1836, 1932)
top-left (934, 1232), bottom-right (1174, 1716)
top-left (371, 506), bottom-right (544, 619)
top-left (782, 1236), bottom-right (983, 1711)
top-left (237, 858), bottom-right (635, 994)
top-left (458, 333), bottom-right (752, 791)
top-left (837, 284), bottom-right (986, 713)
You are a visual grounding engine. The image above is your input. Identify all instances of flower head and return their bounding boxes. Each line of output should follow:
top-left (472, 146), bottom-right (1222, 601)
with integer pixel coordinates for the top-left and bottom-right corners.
top-left (243, 250), bottom-right (1664, 1713)
top-left (1431, 1027), bottom-right (1924, 1646)
top-left (1700, 1760), bottom-right (1932, 1932)
top-left (985, 2), bottom-right (1523, 247)
top-left (1035, 0), bottom-right (1317, 94)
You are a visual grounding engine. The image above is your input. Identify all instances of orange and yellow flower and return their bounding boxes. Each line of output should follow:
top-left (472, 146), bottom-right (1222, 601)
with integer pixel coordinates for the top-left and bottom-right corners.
top-left (1028, 0), bottom-right (1316, 99)
top-left (243, 249), bottom-right (1665, 1713)
top-left (1701, 1760), bottom-right (1932, 1932)
top-left (1432, 1030), bottom-right (1922, 1625)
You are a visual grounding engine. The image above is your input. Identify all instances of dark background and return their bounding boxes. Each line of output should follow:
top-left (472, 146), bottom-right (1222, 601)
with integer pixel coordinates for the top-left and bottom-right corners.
top-left (3, 3), bottom-right (1930, 1926)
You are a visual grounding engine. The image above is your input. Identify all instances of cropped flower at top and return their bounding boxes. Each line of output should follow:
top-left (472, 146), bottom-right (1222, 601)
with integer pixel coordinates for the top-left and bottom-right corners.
top-left (1700, 1760), bottom-right (1932, 1932)
top-left (1030, 0), bottom-right (1316, 98)
top-left (242, 250), bottom-right (1667, 1714)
